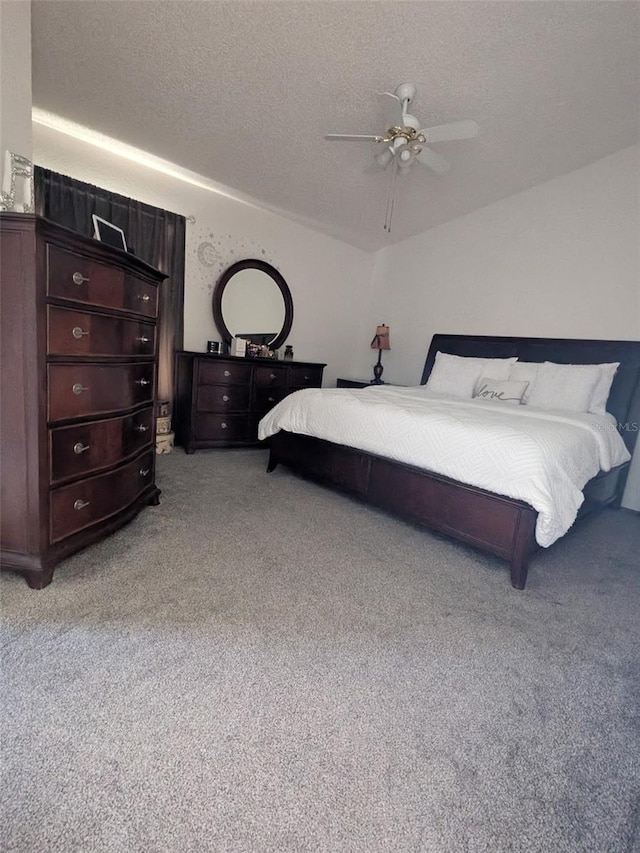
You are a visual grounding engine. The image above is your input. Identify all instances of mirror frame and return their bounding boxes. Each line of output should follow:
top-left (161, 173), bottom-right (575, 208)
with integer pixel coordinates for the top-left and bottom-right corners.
top-left (212, 259), bottom-right (294, 352)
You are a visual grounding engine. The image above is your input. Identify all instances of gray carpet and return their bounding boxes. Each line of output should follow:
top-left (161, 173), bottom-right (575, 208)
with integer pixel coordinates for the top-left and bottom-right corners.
top-left (2, 448), bottom-right (639, 853)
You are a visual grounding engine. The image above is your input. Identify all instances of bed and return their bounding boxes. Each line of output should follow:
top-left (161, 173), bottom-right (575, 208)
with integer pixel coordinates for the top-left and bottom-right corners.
top-left (259, 335), bottom-right (640, 589)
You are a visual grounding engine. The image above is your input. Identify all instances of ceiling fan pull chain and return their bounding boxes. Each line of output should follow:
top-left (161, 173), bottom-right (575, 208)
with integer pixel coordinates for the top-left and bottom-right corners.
top-left (388, 172), bottom-right (397, 233)
top-left (384, 157), bottom-right (399, 233)
top-left (383, 163), bottom-right (393, 232)
top-left (384, 160), bottom-right (395, 232)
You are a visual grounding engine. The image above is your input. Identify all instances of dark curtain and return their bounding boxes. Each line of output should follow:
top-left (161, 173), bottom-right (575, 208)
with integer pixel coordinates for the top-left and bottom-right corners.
top-left (34, 167), bottom-right (185, 408)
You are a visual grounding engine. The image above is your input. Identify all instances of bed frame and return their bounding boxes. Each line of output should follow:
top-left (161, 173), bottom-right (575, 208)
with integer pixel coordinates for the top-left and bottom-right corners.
top-left (266, 335), bottom-right (640, 589)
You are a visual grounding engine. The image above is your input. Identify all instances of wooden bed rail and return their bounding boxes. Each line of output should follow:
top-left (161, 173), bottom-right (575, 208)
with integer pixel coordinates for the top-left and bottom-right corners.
top-left (267, 432), bottom-right (540, 589)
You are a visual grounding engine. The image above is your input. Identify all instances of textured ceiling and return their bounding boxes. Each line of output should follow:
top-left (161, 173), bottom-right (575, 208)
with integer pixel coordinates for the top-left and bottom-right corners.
top-left (31, 1), bottom-right (639, 251)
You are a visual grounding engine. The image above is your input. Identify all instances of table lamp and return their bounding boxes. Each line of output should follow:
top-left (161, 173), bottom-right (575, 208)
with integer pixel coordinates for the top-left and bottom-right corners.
top-left (370, 324), bottom-right (390, 384)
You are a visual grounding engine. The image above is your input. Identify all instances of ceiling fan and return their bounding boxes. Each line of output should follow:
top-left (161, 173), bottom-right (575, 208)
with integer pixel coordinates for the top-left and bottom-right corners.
top-left (325, 82), bottom-right (479, 232)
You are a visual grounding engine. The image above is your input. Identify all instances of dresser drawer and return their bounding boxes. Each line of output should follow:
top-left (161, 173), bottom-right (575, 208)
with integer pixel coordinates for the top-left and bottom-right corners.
top-left (254, 364), bottom-right (287, 387)
top-left (50, 451), bottom-right (155, 543)
top-left (197, 359), bottom-right (252, 386)
top-left (194, 413), bottom-right (249, 442)
top-left (196, 385), bottom-right (251, 413)
top-left (48, 362), bottom-right (154, 422)
top-left (47, 306), bottom-right (155, 357)
top-left (50, 408), bottom-right (154, 483)
top-left (47, 245), bottom-right (158, 319)
top-left (253, 386), bottom-right (286, 413)
top-left (288, 365), bottom-right (323, 388)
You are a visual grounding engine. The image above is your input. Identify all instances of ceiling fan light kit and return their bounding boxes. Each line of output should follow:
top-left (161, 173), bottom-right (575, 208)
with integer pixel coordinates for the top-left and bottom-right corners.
top-left (325, 82), bottom-right (478, 233)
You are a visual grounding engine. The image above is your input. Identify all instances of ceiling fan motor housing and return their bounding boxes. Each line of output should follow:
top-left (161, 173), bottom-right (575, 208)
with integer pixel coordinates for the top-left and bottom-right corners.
top-left (401, 113), bottom-right (420, 131)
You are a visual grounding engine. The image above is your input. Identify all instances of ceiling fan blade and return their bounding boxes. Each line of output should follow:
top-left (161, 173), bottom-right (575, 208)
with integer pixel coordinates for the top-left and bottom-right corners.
top-left (377, 92), bottom-right (404, 128)
top-left (415, 145), bottom-right (451, 174)
top-left (325, 133), bottom-right (383, 143)
top-left (420, 120), bottom-right (479, 144)
top-left (364, 160), bottom-right (386, 174)
top-left (374, 146), bottom-right (394, 168)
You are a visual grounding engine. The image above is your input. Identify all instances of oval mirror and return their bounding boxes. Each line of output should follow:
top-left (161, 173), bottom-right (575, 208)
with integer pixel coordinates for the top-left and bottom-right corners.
top-left (212, 259), bottom-right (294, 352)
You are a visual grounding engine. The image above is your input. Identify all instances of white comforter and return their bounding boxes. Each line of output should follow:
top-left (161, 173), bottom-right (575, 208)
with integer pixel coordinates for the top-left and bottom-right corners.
top-left (258, 385), bottom-right (630, 547)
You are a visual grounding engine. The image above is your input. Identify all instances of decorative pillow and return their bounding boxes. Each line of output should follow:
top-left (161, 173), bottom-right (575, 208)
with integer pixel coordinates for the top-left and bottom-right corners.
top-left (473, 378), bottom-right (529, 405)
top-left (425, 353), bottom-right (517, 399)
top-left (526, 362), bottom-right (601, 413)
top-left (508, 362), bottom-right (540, 404)
top-left (588, 362), bottom-right (619, 414)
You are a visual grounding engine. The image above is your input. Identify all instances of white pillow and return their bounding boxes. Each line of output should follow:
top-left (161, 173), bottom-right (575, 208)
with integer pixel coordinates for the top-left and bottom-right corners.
top-left (588, 362), bottom-right (619, 414)
top-left (526, 362), bottom-right (601, 413)
top-left (473, 378), bottom-right (530, 405)
top-left (426, 352), bottom-right (517, 399)
top-left (508, 362), bottom-right (540, 404)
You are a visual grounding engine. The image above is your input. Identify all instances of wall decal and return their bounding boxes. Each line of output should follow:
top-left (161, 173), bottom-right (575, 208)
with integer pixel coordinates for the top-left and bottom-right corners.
top-left (0, 151), bottom-right (35, 213)
top-left (188, 225), bottom-right (279, 295)
top-left (197, 241), bottom-right (220, 267)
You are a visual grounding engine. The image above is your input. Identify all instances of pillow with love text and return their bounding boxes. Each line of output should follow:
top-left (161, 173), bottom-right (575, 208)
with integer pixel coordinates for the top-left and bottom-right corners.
top-left (473, 378), bottom-right (529, 405)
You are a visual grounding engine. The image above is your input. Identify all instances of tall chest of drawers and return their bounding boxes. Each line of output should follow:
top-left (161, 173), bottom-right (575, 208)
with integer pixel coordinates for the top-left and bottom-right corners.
top-left (174, 351), bottom-right (326, 452)
top-left (0, 214), bottom-right (167, 588)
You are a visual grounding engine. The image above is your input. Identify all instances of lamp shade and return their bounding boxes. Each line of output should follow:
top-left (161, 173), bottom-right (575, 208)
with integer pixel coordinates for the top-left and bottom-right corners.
top-left (370, 324), bottom-right (390, 351)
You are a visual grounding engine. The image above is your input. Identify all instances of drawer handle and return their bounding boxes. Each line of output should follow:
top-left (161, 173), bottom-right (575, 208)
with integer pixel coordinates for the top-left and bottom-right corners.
top-left (72, 272), bottom-right (89, 285)
top-left (72, 326), bottom-right (89, 339)
top-left (222, 394), bottom-right (229, 402)
top-left (136, 335), bottom-right (150, 343)
top-left (268, 396), bottom-right (275, 402)
top-left (139, 468), bottom-right (150, 477)
top-left (136, 378), bottom-right (151, 386)
top-left (135, 424), bottom-right (149, 432)
top-left (304, 375), bottom-right (310, 382)
top-left (73, 442), bottom-right (90, 454)
top-left (72, 383), bottom-right (89, 395)
top-left (221, 422), bottom-right (227, 429)
top-left (270, 373), bottom-right (277, 380)
top-left (137, 294), bottom-right (151, 303)
top-left (224, 370), bottom-right (231, 377)
top-left (73, 499), bottom-right (90, 511)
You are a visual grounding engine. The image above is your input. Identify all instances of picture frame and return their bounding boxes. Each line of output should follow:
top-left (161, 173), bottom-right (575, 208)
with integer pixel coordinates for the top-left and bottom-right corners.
top-left (92, 214), bottom-right (127, 251)
top-left (0, 151), bottom-right (35, 213)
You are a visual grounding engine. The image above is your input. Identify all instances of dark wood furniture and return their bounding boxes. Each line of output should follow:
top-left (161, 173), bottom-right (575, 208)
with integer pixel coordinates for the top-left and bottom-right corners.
top-left (267, 334), bottom-right (640, 590)
top-left (337, 378), bottom-right (403, 388)
top-left (0, 214), bottom-right (166, 589)
top-left (336, 377), bottom-right (378, 388)
top-left (174, 351), bottom-right (325, 452)
top-left (336, 378), bottom-right (372, 388)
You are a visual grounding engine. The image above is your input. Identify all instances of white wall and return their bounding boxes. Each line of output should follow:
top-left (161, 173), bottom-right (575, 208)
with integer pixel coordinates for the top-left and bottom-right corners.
top-left (32, 123), bottom-right (375, 388)
top-left (357, 146), bottom-right (639, 384)
top-left (0, 1), bottom-right (32, 165)
top-left (358, 145), bottom-right (640, 508)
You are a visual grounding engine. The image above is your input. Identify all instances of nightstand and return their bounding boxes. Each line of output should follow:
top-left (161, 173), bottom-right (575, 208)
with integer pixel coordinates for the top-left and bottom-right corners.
top-left (336, 378), bottom-right (404, 389)
top-left (336, 378), bottom-right (405, 388)
top-left (336, 378), bottom-right (372, 388)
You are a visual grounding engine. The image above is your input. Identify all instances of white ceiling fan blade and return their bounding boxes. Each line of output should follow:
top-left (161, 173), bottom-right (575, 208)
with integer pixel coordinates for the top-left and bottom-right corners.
top-left (420, 120), bottom-right (479, 144)
top-left (415, 145), bottom-right (451, 174)
top-left (325, 133), bottom-right (383, 143)
top-left (377, 92), bottom-right (404, 128)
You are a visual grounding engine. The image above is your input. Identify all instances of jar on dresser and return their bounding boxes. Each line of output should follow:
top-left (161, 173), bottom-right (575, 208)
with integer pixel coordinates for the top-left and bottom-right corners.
top-left (174, 351), bottom-right (326, 453)
top-left (0, 214), bottom-right (167, 589)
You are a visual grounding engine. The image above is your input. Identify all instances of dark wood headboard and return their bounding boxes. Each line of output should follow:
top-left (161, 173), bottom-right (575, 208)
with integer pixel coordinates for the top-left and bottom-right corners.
top-left (421, 334), bottom-right (640, 457)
